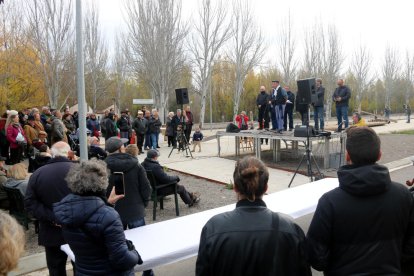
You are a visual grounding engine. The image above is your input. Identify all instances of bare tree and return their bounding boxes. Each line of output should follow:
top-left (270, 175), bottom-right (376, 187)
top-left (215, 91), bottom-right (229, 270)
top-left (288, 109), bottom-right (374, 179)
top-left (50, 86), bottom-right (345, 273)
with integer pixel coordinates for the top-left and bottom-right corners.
top-left (322, 25), bottom-right (343, 119)
top-left (25, 0), bottom-right (73, 108)
top-left (189, 0), bottom-right (232, 128)
top-left (382, 46), bottom-right (400, 109)
top-left (277, 12), bottom-right (298, 86)
top-left (351, 44), bottom-right (372, 113)
top-left (404, 51), bottom-right (414, 104)
top-left (84, 1), bottom-right (108, 112)
top-left (302, 21), bottom-right (325, 77)
top-left (229, 0), bottom-right (266, 118)
top-left (124, 0), bottom-right (187, 121)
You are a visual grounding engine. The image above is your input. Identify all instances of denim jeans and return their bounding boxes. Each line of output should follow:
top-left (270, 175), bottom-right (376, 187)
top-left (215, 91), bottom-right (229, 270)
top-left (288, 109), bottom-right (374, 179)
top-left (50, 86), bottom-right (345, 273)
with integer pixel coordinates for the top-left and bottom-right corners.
top-left (336, 105), bottom-right (349, 130)
top-left (144, 133), bottom-right (152, 149)
top-left (150, 133), bottom-right (158, 149)
top-left (314, 106), bottom-right (324, 130)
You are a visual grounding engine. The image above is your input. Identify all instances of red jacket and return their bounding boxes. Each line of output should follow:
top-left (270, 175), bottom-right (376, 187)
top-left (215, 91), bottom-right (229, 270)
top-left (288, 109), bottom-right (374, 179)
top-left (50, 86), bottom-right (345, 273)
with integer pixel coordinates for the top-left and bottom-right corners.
top-left (7, 124), bottom-right (26, 149)
top-left (235, 115), bottom-right (249, 130)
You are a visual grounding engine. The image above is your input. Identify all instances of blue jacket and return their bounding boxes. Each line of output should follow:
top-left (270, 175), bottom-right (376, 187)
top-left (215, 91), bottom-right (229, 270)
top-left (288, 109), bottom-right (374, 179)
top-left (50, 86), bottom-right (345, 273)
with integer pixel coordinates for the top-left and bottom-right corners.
top-left (54, 194), bottom-right (141, 275)
top-left (192, 132), bottom-right (203, 141)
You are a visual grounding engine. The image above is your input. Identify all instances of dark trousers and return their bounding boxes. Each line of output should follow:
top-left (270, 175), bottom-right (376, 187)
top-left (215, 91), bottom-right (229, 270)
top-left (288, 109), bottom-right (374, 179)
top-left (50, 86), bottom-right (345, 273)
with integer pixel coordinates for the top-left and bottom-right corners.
top-left (10, 146), bottom-right (23, 165)
top-left (136, 134), bottom-right (144, 153)
top-left (45, 246), bottom-right (69, 276)
top-left (185, 124), bottom-right (192, 143)
top-left (160, 184), bottom-right (192, 205)
top-left (283, 105), bottom-right (294, 130)
top-left (270, 106), bottom-right (277, 129)
top-left (168, 136), bottom-right (174, 146)
top-left (300, 111), bottom-right (309, 126)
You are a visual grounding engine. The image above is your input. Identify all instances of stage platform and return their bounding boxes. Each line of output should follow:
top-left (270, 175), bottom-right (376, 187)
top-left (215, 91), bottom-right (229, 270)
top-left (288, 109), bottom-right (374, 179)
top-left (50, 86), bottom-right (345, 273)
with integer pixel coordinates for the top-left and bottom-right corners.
top-left (216, 129), bottom-right (346, 169)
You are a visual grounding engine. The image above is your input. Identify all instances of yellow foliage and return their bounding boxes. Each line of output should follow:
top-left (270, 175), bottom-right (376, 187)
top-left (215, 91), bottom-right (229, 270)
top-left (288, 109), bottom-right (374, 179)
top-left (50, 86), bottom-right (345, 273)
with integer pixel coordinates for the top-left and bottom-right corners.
top-left (0, 45), bottom-right (47, 111)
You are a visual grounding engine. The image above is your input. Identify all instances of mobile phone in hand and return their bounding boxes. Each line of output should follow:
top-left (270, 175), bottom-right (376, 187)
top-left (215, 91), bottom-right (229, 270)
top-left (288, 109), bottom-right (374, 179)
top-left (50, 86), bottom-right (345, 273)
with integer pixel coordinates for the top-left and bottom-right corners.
top-left (113, 172), bottom-right (125, 195)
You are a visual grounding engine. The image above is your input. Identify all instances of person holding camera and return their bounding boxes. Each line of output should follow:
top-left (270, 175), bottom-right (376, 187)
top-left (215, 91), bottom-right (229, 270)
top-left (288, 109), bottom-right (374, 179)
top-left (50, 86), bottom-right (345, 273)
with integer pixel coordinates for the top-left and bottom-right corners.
top-left (53, 159), bottom-right (143, 276)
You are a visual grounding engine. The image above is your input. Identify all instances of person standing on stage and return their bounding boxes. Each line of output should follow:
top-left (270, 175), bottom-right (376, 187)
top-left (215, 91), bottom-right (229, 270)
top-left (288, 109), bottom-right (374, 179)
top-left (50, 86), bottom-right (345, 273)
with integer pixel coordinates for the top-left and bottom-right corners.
top-left (256, 86), bottom-right (270, 130)
top-left (283, 86), bottom-right (295, 131)
top-left (313, 78), bottom-right (325, 131)
top-left (332, 79), bottom-right (351, 132)
top-left (271, 80), bottom-right (287, 134)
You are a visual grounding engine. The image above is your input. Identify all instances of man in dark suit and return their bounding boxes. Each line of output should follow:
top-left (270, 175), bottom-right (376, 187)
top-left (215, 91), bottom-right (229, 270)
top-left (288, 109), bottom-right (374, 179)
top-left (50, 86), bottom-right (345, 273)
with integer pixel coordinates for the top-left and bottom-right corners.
top-left (283, 86), bottom-right (295, 131)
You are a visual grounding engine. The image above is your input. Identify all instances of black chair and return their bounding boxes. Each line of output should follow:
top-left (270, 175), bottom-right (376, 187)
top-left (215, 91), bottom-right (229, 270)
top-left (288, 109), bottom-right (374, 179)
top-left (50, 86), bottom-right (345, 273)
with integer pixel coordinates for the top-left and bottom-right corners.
top-left (145, 170), bottom-right (179, 221)
top-left (3, 186), bottom-right (39, 233)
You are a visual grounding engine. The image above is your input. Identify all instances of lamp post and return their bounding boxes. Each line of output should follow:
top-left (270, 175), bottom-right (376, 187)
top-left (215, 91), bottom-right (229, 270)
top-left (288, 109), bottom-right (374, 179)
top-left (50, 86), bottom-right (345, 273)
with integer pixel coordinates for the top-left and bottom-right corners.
top-left (76, 0), bottom-right (88, 160)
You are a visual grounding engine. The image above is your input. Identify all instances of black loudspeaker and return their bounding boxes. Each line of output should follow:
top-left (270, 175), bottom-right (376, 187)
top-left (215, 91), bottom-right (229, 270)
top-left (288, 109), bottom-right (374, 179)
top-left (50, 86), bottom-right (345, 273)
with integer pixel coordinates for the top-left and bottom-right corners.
top-left (294, 125), bottom-right (316, 137)
top-left (175, 88), bottom-right (189, 105)
top-left (296, 78), bottom-right (316, 105)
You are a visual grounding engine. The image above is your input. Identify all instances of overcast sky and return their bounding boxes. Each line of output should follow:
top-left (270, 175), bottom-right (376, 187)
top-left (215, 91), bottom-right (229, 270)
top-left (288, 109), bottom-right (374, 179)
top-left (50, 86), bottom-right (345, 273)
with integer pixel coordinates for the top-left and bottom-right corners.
top-left (93, 0), bottom-right (413, 77)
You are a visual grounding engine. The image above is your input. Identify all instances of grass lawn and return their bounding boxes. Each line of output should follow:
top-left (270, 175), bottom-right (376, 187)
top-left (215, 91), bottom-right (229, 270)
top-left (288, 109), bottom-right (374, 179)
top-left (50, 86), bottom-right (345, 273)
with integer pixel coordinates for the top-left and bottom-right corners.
top-left (390, 130), bottom-right (414, 135)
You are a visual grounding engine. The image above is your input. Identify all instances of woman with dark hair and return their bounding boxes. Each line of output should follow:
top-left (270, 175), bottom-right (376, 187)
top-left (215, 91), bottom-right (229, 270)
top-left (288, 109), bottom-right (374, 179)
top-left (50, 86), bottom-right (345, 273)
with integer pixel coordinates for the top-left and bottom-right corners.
top-left (196, 156), bottom-right (311, 276)
top-left (53, 160), bottom-right (143, 275)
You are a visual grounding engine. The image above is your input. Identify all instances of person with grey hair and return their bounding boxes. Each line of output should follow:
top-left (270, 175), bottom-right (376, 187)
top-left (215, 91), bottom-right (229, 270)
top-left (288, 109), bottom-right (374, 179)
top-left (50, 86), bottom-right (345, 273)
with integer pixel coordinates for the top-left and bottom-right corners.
top-left (53, 160), bottom-right (142, 275)
top-left (25, 141), bottom-right (74, 276)
top-left (51, 110), bottom-right (68, 145)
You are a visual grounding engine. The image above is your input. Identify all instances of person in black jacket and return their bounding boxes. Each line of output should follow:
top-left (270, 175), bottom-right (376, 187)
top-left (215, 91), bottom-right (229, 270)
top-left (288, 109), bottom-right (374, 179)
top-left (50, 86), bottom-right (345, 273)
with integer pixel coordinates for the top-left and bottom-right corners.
top-left (24, 142), bottom-right (74, 276)
top-left (132, 111), bottom-right (147, 154)
top-left (104, 137), bottom-right (152, 229)
top-left (332, 78), bottom-right (351, 132)
top-left (307, 127), bottom-right (414, 275)
top-left (141, 149), bottom-right (200, 207)
top-left (256, 85), bottom-right (270, 130)
top-left (313, 78), bottom-right (325, 131)
top-left (196, 156), bottom-right (311, 276)
top-left (117, 110), bottom-right (132, 145)
top-left (148, 110), bottom-right (162, 149)
top-left (104, 112), bottom-right (117, 140)
top-left (53, 160), bottom-right (142, 276)
top-left (283, 86), bottom-right (295, 131)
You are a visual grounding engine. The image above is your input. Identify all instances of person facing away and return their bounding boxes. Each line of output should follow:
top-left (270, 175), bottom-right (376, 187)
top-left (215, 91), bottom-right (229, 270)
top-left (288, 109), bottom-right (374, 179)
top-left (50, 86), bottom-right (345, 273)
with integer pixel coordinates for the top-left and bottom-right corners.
top-left (283, 86), bottom-right (295, 131)
top-left (53, 160), bottom-right (142, 276)
top-left (141, 149), bottom-right (200, 207)
top-left (104, 136), bottom-right (152, 230)
top-left (332, 78), bottom-right (351, 132)
top-left (196, 156), bottom-right (311, 276)
top-left (24, 141), bottom-right (75, 276)
top-left (0, 210), bottom-right (25, 276)
top-left (307, 126), bottom-right (414, 275)
top-left (3, 163), bottom-right (29, 196)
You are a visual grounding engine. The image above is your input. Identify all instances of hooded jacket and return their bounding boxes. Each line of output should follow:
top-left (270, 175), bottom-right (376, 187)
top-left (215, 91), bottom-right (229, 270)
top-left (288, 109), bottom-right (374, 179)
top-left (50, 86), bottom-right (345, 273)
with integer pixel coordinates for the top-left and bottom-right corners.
top-left (3, 178), bottom-right (28, 196)
top-left (307, 164), bottom-right (414, 275)
top-left (105, 153), bottom-right (152, 225)
top-left (54, 194), bottom-right (140, 275)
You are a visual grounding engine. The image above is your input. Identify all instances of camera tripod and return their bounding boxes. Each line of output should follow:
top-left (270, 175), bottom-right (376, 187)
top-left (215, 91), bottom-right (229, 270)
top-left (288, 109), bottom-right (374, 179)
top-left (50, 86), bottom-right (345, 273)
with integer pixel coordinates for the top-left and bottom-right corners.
top-left (288, 105), bottom-right (324, 187)
top-left (168, 105), bottom-right (193, 159)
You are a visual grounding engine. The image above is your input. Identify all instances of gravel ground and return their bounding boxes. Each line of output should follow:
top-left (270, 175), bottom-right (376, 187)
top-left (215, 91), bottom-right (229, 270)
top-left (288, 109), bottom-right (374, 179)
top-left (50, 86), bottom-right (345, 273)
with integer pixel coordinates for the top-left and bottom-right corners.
top-left (23, 172), bottom-right (236, 256)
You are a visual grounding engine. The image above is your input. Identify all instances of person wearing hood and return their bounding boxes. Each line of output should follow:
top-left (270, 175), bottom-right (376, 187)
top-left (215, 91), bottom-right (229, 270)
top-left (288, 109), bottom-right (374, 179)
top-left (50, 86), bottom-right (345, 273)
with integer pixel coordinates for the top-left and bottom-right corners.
top-left (256, 85), bottom-right (270, 130)
top-left (104, 137), bottom-right (152, 229)
top-left (3, 163), bottom-right (29, 196)
top-left (53, 159), bottom-right (142, 276)
top-left (307, 127), bottom-right (414, 275)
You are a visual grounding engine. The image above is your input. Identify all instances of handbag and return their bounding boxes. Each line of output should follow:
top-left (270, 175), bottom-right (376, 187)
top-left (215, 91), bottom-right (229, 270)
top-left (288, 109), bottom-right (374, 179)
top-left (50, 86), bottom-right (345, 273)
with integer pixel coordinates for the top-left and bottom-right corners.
top-left (16, 130), bottom-right (27, 145)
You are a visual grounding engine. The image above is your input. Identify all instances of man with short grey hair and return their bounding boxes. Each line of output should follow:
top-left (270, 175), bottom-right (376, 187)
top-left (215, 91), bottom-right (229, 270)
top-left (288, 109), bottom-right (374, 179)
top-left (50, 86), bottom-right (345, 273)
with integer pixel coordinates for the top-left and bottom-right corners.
top-left (25, 141), bottom-right (74, 276)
